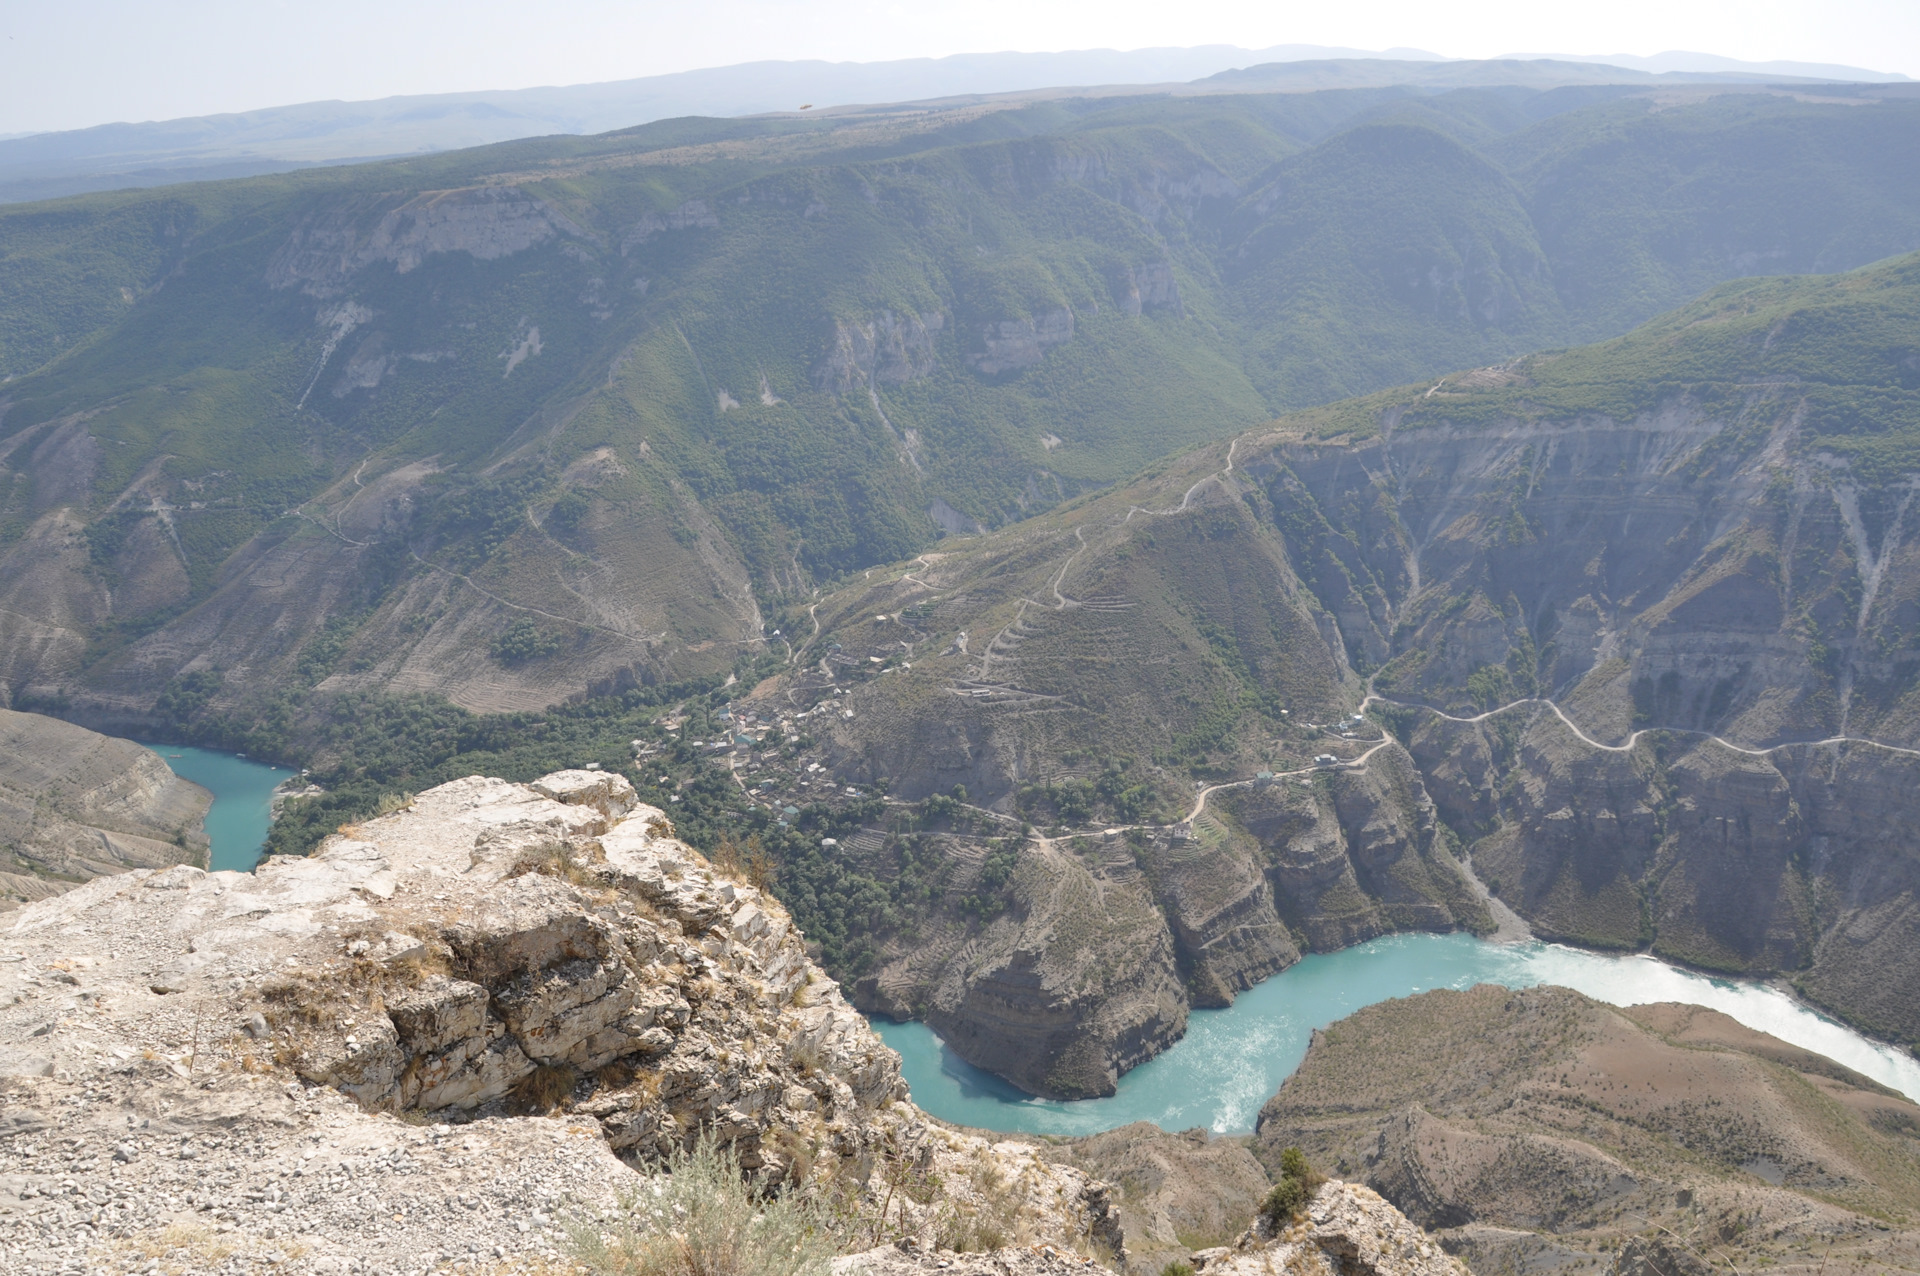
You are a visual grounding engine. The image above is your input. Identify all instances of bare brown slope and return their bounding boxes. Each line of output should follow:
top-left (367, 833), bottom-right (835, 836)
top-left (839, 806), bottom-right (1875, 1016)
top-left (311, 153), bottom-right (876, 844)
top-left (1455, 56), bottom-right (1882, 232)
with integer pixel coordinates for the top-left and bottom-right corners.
top-left (1041, 1123), bottom-right (1272, 1273)
top-left (0, 708), bottom-right (209, 907)
top-left (1256, 984), bottom-right (1920, 1274)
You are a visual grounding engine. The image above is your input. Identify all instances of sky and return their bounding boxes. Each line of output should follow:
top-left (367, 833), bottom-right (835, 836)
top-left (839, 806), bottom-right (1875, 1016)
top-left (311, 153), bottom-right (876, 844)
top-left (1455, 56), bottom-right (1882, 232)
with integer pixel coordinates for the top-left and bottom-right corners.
top-left (3, 0), bottom-right (1917, 136)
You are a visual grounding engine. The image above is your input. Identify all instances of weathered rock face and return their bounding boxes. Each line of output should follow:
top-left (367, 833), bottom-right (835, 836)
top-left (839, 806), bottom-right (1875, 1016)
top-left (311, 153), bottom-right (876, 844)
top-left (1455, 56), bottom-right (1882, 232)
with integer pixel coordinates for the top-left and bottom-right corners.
top-left (861, 831), bottom-right (1191, 1099)
top-left (245, 770), bottom-right (902, 1173)
top-left (0, 708), bottom-right (209, 909)
top-left (1236, 389), bottom-right (1920, 1045)
top-left (836, 1177), bottom-right (1459, 1276)
top-left (1195, 1180), bottom-right (1467, 1276)
top-left (837, 744), bottom-right (1487, 1097)
top-left (267, 185), bottom-right (588, 297)
top-left (1410, 704), bottom-right (1920, 1041)
top-left (969, 308), bottom-right (1074, 376)
top-left (1043, 1122), bottom-right (1273, 1272)
top-left (1256, 984), bottom-right (1920, 1275)
top-left (0, 768), bottom-right (1125, 1271)
top-left (814, 310), bottom-right (945, 394)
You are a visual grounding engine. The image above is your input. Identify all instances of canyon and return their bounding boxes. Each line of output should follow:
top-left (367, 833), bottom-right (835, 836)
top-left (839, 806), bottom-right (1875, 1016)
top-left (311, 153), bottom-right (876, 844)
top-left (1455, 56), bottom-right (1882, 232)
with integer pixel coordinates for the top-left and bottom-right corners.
top-left (787, 253), bottom-right (1920, 1094)
top-left (0, 762), bottom-right (1491, 1276)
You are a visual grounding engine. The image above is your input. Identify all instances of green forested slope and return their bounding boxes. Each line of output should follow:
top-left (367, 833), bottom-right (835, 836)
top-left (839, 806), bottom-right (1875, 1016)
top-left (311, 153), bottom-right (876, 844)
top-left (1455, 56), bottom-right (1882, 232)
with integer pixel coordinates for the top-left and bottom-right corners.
top-left (0, 83), bottom-right (1916, 729)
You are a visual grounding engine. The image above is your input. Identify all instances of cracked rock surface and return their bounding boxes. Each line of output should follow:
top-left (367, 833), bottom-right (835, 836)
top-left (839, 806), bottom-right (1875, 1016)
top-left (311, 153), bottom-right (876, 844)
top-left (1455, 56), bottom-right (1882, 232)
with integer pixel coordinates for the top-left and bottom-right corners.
top-left (1193, 1181), bottom-right (1468, 1276)
top-left (0, 769), bottom-right (1117, 1273)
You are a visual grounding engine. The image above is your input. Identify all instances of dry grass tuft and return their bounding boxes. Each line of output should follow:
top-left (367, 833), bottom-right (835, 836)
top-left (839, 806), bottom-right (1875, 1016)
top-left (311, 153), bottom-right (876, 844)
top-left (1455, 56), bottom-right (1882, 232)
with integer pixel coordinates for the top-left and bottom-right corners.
top-left (710, 834), bottom-right (775, 890)
top-left (102, 1221), bottom-right (292, 1274)
top-left (568, 1136), bottom-right (847, 1276)
top-left (514, 1063), bottom-right (578, 1114)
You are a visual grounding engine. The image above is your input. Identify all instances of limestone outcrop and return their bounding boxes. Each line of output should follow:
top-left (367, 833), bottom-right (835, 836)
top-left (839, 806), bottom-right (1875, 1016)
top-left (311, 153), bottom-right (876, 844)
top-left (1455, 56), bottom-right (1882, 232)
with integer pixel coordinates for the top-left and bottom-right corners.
top-left (1193, 1180), bottom-right (1468, 1276)
top-left (267, 185), bottom-right (588, 297)
top-left (969, 308), bottom-right (1074, 376)
top-left (0, 769), bottom-right (1118, 1271)
top-left (0, 708), bottom-right (209, 910)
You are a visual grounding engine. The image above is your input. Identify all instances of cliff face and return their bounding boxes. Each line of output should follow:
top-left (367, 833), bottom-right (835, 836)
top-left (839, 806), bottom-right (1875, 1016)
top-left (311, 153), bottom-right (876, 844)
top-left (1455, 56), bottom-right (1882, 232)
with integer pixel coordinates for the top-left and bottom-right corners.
top-left (0, 769), bottom-right (1121, 1271)
top-left (0, 707), bottom-right (209, 909)
top-left (787, 257), bottom-right (1920, 1084)
top-left (1256, 985), bottom-right (1920, 1275)
top-left (837, 745), bottom-right (1487, 1098)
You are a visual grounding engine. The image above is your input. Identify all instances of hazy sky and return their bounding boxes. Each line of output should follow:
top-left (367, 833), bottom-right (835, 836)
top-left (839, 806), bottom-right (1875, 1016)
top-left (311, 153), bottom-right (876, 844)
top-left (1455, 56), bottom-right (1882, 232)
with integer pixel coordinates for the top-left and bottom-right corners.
top-left (3, 0), bottom-right (1916, 135)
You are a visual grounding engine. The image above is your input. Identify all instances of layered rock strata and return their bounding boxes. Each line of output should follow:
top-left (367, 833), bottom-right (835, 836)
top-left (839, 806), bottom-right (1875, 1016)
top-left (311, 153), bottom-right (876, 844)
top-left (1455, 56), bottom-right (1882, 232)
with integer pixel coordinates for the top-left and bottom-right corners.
top-left (0, 769), bottom-right (1118, 1271)
top-left (845, 748), bottom-right (1488, 1098)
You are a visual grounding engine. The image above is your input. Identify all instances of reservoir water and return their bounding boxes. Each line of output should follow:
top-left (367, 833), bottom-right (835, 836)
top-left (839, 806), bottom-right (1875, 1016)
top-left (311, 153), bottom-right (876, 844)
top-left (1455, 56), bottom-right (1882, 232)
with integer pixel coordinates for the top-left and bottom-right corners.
top-left (873, 931), bottom-right (1920, 1135)
top-left (140, 744), bottom-right (291, 872)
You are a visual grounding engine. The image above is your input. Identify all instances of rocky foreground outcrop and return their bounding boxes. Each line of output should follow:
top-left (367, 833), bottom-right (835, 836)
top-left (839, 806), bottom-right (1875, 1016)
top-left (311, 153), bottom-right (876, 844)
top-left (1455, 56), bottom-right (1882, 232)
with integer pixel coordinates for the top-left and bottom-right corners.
top-left (0, 708), bottom-right (209, 910)
top-left (0, 769), bottom-right (1132, 1272)
top-left (832, 1180), bottom-right (1463, 1276)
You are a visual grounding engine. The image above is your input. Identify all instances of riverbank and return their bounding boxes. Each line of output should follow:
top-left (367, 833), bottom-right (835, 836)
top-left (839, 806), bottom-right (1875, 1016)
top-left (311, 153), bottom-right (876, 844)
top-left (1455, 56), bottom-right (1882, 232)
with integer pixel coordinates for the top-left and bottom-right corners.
top-left (137, 744), bottom-right (291, 872)
top-left (872, 931), bottom-right (1920, 1135)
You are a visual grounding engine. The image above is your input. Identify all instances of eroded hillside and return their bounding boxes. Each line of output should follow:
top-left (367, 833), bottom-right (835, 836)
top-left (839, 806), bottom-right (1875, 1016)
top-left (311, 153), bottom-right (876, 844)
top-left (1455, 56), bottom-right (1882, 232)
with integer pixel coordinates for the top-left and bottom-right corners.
top-left (0, 86), bottom-right (1915, 739)
top-left (0, 707), bottom-right (208, 908)
top-left (780, 251), bottom-right (1920, 1084)
top-left (1257, 984), bottom-right (1920, 1274)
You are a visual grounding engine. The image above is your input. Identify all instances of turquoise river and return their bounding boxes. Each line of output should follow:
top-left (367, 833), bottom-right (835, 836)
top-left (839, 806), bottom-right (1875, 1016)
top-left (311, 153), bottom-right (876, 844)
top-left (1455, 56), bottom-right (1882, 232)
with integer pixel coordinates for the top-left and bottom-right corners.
top-left (139, 745), bottom-right (1920, 1134)
top-left (873, 931), bottom-right (1920, 1134)
top-left (141, 743), bottom-right (291, 872)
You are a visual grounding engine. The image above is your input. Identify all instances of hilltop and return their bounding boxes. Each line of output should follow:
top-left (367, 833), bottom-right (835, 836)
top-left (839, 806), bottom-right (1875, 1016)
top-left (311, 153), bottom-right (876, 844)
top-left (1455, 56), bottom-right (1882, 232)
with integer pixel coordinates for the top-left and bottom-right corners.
top-left (1257, 984), bottom-right (1920, 1274)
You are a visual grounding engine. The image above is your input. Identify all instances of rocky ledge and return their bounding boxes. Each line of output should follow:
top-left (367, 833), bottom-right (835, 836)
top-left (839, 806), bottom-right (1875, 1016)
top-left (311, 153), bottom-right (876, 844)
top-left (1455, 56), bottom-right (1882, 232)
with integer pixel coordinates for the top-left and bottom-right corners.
top-left (0, 769), bottom-right (1123, 1273)
top-left (1192, 1180), bottom-right (1467, 1276)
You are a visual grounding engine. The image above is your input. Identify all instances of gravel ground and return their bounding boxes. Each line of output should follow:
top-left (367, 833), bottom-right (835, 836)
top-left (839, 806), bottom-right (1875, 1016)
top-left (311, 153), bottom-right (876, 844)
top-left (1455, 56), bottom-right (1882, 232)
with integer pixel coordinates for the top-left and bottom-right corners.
top-left (0, 1065), bottom-right (625, 1275)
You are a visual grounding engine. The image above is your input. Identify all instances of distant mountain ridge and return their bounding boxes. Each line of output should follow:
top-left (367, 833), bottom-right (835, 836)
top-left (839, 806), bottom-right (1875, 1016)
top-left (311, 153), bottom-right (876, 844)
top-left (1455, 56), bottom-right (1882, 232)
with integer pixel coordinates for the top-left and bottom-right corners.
top-left (0, 45), bottom-right (1908, 204)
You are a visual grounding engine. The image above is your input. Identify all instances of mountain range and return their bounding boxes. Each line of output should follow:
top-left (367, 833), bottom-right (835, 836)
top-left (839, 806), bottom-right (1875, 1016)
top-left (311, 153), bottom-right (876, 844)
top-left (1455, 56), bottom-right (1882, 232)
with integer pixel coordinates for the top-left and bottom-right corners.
top-left (4, 79), bottom-right (1918, 731)
top-left (0, 46), bottom-right (1909, 204)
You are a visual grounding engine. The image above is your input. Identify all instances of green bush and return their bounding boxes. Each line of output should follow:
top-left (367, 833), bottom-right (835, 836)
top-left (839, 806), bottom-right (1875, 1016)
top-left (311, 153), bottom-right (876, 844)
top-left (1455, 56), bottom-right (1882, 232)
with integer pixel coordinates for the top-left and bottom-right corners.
top-left (489, 616), bottom-right (563, 665)
top-left (1260, 1146), bottom-right (1326, 1227)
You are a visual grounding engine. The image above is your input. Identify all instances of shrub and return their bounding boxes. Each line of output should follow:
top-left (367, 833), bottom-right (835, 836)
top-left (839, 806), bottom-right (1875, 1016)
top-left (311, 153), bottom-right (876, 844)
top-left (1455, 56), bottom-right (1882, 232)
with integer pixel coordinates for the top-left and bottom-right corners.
top-left (1260, 1146), bottom-right (1326, 1227)
top-left (548, 490), bottom-right (590, 535)
top-left (568, 1137), bottom-right (846, 1276)
top-left (490, 616), bottom-right (563, 665)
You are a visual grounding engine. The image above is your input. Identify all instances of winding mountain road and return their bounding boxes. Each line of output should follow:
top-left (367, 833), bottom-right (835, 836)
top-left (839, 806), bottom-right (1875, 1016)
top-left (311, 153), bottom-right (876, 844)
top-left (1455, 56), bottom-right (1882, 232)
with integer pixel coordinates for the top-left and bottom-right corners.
top-left (1360, 691), bottom-right (1920, 764)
